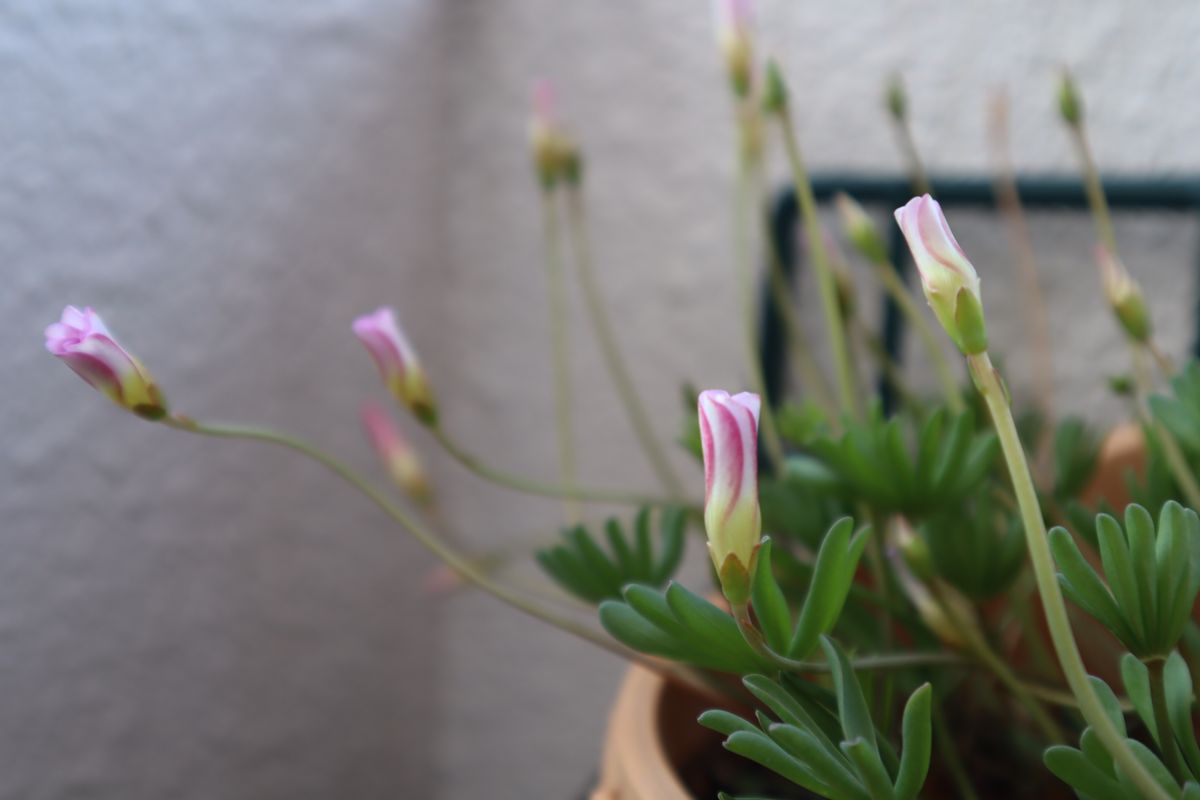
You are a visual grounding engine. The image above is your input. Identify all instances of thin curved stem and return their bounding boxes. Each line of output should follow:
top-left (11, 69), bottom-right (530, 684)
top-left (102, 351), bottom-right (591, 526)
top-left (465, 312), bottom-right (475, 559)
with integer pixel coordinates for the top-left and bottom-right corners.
top-left (161, 416), bottom-right (623, 656)
top-left (539, 187), bottom-right (581, 523)
top-left (427, 423), bottom-right (685, 508)
top-left (775, 109), bottom-right (860, 420)
top-left (564, 186), bottom-right (687, 500)
top-left (1065, 121), bottom-right (1119, 257)
top-left (967, 352), bottom-right (1172, 800)
top-left (891, 111), bottom-right (932, 196)
top-left (734, 105), bottom-right (787, 472)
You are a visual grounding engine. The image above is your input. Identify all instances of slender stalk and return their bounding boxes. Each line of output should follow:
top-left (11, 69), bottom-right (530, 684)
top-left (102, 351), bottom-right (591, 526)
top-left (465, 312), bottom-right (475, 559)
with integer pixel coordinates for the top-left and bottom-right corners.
top-left (854, 315), bottom-right (913, 411)
top-left (776, 109), bottom-right (860, 418)
top-left (539, 187), bottom-right (580, 523)
top-left (563, 186), bottom-right (686, 500)
top-left (940, 591), bottom-right (1065, 742)
top-left (864, 260), bottom-right (959, 410)
top-left (966, 352), bottom-right (1172, 800)
top-left (890, 108), bottom-right (932, 196)
top-left (757, 173), bottom-right (836, 414)
top-left (731, 603), bottom-right (962, 674)
top-left (1147, 656), bottom-right (1187, 780)
top-left (162, 416), bottom-right (622, 655)
top-left (1064, 119), bottom-right (1119, 257)
top-left (733, 105), bottom-right (786, 472)
top-left (931, 696), bottom-right (981, 800)
top-left (428, 424), bottom-right (683, 508)
top-left (990, 92), bottom-right (1055, 482)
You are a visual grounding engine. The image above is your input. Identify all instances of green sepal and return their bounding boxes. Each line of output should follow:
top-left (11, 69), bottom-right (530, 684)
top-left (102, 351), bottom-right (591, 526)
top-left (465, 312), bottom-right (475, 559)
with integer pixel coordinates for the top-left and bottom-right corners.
top-left (952, 287), bottom-right (988, 355)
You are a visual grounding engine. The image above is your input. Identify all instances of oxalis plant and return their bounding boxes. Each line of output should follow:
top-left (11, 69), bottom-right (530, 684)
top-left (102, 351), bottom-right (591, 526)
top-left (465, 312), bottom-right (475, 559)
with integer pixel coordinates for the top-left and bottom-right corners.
top-left (40, 4), bottom-right (1200, 799)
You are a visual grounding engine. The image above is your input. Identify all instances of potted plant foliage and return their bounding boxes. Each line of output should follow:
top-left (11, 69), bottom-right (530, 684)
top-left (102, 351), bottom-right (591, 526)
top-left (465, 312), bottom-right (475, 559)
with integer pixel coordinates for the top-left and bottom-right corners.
top-left (42, 4), bottom-right (1200, 798)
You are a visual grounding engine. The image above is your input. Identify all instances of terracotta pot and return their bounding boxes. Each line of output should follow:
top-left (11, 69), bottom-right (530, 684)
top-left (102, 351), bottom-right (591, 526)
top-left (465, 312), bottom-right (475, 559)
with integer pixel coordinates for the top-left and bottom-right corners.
top-left (591, 424), bottom-right (1148, 799)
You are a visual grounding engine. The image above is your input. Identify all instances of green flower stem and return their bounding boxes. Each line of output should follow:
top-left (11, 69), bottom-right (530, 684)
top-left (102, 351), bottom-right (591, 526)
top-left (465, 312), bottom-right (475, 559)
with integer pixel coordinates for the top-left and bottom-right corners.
top-left (854, 315), bottom-right (913, 411)
top-left (731, 603), bottom-right (963, 674)
top-left (161, 416), bottom-right (624, 657)
top-left (869, 253), bottom-right (963, 412)
top-left (938, 591), bottom-right (1065, 742)
top-left (1065, 121), bottom-right (1119, 257)
top-left (775, 108), bottom-right (860, 419)
top-left (760, 185), bottom-right (836, 414)
top-left (563, 185), bottom-right (687, 501)
top-left (734, 107), bottom-right (787, 472)
top-left (891, 111), bottom-right (932, 197)
top-left (428, 423), bottom-right (685, 508)
top-left (967, 352), bottom-right (1173, 800)
top-left (540, 187), bottom-right (581, 524)
top-left (1147, 656), bottom-right (1187, 780)
top-left (1131, 346), bottom-right (1200, 511)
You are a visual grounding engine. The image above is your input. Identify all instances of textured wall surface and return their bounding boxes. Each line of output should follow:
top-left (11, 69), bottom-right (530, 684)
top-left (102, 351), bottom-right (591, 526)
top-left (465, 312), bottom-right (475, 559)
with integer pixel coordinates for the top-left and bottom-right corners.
top-left (5, 1), bottom-right (1200, 799)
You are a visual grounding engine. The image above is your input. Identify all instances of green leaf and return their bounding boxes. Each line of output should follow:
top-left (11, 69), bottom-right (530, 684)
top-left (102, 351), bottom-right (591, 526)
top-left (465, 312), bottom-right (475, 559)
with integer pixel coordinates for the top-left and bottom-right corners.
top-left (1126, 505), bottom-right (1160, 645)
top-left (820, 636), bottom-right (876, 750)
top-left (1045, 744), bottom-right (1137, 800)
top-left (1117, 739), bottom-right (1181, 797)
top-left (1097, 513), bottom-right (1147, 649)
top-left (790, 519), bottom-right (869, 659)
top-left (768, 724), bottom-right (868, 800)
top-left (751, 538), bottom-right (793, 653)
top-left (1164, 650), bottom-right (1200, 780)
top-left (1089, 675), bottom-right (1129, 737)
top-left (841, 737), bottom-right (896, 800)
top-left (724, 730), bottom-right (835, 797)
top-left (698, 708), bottom-right (759, 737)
top-left (1120, 654), bottom-right (1158, 743)
top-left (893, 684), bottom-right (932, 800)
top-left (1050, 526), bottom-right (1132, 642)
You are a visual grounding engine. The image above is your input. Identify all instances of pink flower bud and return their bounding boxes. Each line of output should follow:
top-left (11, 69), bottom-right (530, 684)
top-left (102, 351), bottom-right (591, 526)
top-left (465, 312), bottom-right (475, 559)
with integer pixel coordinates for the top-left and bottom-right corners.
top-left (698, 389), bottom-right (762, 602)
top-left (894, 194), bottom-right (988, 354)
top-left (361, 401), bottom-right (432, 504)
top-left (44, 305), bottom-right (166, 419)
top-left (714, 0), bottom-right (753, 97)
top-left (352, 307), bottom-right (437, 425)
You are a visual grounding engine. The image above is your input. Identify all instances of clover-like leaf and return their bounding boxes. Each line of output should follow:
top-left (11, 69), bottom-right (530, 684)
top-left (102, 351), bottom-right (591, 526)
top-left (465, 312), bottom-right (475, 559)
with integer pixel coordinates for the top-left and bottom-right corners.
top-left (536, 506), bottom-right (685, 604)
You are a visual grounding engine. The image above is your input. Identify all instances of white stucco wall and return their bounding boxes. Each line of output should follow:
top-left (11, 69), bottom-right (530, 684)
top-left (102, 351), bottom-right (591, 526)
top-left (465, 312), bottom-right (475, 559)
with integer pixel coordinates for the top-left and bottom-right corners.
top-left (5, 2), bottom-right (1200, 799)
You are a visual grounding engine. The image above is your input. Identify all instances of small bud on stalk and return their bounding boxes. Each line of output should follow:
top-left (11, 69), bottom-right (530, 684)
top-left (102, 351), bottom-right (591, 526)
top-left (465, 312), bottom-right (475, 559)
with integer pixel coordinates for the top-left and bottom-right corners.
top-left (353, 307), bottom-right (438, 425)
top-left (1095, 247), bottom-right (1151, 343)
top-left (528, 80), bottom-right (580, 188)
top-left (714, 0), bottom-right (754, 98)
top-left (698, 390), bottom-right (762, 604)
top-left (835, 193), bottom-right (888, 265)
top-left (761, 59), bottom-right (787, 115)
top-left (885, 74), bottom-right (907, 123)
top-left (894, 194), bottom-right (988, 355)
top-left (1057, 69), bottom-right (1084, 127)
top-left (45, 305), bottom-right (167, 419)
top-left (361, 401), bottom-right (432, 505)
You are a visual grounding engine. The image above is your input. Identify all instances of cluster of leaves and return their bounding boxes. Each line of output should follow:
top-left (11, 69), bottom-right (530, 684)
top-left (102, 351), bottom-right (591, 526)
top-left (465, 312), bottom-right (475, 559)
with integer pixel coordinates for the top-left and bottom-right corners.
top-left (921, 493), bottom-right (1025, 600)
top-left (598, 520), bottom-right (867, 671)
top-left (536, 506), bottom-right (685, 604)
top-left (804, 406), bottom-right (998, 518)
top-left (1051, 502), bottom-right (1200, 658)
top-left (1045, 671), bottom-right (1200, 799)
top-left (700, 638), bottom-right (931, 800)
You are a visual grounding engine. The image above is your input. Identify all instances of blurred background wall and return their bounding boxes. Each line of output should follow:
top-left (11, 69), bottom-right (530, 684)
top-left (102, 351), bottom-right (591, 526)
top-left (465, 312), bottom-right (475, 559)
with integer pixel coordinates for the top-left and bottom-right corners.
top-left (4, 1), bottom-right (1200, 798)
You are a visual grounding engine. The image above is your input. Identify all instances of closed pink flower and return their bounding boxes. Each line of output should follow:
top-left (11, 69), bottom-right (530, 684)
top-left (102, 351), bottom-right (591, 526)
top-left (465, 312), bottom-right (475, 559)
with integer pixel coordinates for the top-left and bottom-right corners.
top-left (894, 194), bottom-right (987, 354)
top-left (361, 401), bottom-right (431, 504)
top-left (698, 389), bottom-right (762, 601)
top-left (352, 307), bottom-right (437, 424)
top-left (45, 305), bottom-right (166, 418)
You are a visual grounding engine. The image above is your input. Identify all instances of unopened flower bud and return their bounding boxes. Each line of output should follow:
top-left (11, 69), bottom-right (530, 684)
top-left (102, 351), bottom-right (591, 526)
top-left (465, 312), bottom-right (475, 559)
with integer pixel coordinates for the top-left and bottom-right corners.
top-left (529, 79), bottom-right (576, 188)
top-left (894, 194), bottom-right (988, 355)
top-left (886, 74), bottom-right (907, 123)
top-left (889, 523), bottom-right (976, 649)
top-left (1058, 69), bottom-right (1083, 127)
top-left (698, 389), bottom-right (762, 604)
top-left (714, 0), bottom-right (754, 98)
top-left (1096, 247), bottom-right (1151, 342)
top-left (762, 58), bottom-right (787, 115)
top-left (353, 307), bottom-right (437, 425)
top-left (45, 305), bottom-right (167, 419)
top-left (362, 401), bottom-right (432, 504)
top-left (835, 193), bottom-right (888, 264)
